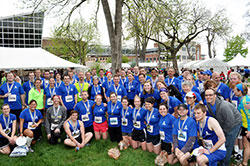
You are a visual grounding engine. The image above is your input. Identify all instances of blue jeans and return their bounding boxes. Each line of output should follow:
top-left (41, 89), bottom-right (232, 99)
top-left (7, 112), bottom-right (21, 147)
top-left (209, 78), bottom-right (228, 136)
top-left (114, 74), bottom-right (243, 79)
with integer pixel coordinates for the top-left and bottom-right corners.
top-left (220, 123), bottom-right (241, 166)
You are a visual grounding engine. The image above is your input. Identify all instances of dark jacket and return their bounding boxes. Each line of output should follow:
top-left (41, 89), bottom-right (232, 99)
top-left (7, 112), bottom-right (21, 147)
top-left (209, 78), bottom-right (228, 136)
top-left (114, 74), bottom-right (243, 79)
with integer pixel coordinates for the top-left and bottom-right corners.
top-left (207, 97), bottom-right (242, 134)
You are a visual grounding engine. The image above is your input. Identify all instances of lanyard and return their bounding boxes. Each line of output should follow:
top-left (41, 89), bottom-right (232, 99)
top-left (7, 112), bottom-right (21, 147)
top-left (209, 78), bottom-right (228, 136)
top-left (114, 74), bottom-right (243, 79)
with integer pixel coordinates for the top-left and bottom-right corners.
top-left (83, 100), bottom-right (90, 113)
top-left (151, 77), bottom-right (158, 88)
top-left (146, 109), bottom-right (154, 125)
top-left (128, 81), bottom-right (133, 91)
top-left (100, 77), bottom-right (105, 84)
top-left (230, 89), bottom-right (235, 101)
top-left (113, 85), bottom-right (120, 94)
top-left (49, 87), bottom-right (56, 97)
top-left (120, 77), bottom-right (126, 86)
top-left (189, 105), bottom-right (195, 118)
top-left (178, 117), bottom-right (187, 133)
top-left (168, 77), bottom-right (175, 85)
top-left (65, 85), bottom-right (70, 95)
top-left (108, 81), bottom-right (112, 88)
top-left (29, 109), bottom-right (36, 123)
top-left (93, 85), bottom-right (99, 95)
top-left (216, 82), bottom-right (222, 93)
top-left (140, 84), bottom-right (143, 92)
top-left (7, 83), bottom-right (14, 93)
top-left (133, 108), bottom-right (141, 121)
top-left (78, 82), bottom-right (85, 92)
top-left (111, 102), bottom-right (117, 114)
top-left (69, 120), bottom-right (77, 133)
top-left (2, 114), bottom-right (10, 129)
top-left (53, 105), bottom-right (60, 117)
top-left (199, 117), bottom-right (207, 137)
top-left (55, 81), bottom-right (62, 88)
top-left (29, 81), bottom-right (34, 89)
top-left (122, 108), bottom-right (129, 120)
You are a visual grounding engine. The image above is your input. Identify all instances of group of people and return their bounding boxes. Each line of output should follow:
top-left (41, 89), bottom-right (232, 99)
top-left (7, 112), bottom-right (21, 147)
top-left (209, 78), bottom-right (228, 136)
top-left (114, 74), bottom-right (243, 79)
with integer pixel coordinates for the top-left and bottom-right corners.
top-left (0, 66), bottom-right (249, 166)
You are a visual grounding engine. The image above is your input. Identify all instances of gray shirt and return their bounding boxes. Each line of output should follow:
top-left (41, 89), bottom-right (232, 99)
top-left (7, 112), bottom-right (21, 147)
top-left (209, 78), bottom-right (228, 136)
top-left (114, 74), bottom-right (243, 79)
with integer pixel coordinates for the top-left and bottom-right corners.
top-left (45, 105), bottom-right (67, 135)
top-left (207, 97), bottom-right (242, 134)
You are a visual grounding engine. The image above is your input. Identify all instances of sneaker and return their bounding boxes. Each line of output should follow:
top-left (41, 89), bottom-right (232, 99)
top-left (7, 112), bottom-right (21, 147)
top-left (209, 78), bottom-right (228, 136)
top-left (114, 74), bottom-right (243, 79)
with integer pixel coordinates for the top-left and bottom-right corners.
top-left (235, 154), bottom-right (243, 163)
top-left (75, 147), bottom-right (80, 152)
top-left (29, 147), bottom-right (34, 153)
top-left (85, 143), bottom-right (90, 147)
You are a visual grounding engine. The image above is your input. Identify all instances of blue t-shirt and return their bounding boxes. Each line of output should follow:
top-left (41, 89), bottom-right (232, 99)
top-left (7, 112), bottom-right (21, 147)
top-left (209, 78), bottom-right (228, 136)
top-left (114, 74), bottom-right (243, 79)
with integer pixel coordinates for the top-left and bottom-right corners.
top-left (209, 103), bottom-right (217, 116)
top-left (103, 80), bottom-right (114, 93)
top-left (107, 85), bottom-right (127, 101)
top-left (191, 86), bottom-right (200, 95)
top-left (74, 100), bottom-right (95, 128)
top-left (120, 107), bottom-right (133, 133)
top-left (58, 84), bottom-right (78, 110)
top-left (141, 90), bottom-right (160, 107)
top-left (244, 68), bottom-right (250, 74)
top-left (44, 87), bottom-right (59, 109)
top-left (19, 108), bottom-right (43, 130)
top-left (99, 76), bottom-right (107, 87)
top-left (165, 77), bottom-right (181, 91)
top-left (22, 81), bottom-right (34, 105)
top-left (173, 116), bottom-right (198, 149)
top-left (216, 83), bottom-right (230, 100)
top-left (107, 101), bottom-right (122, 127)
top-left (135, 83), bottom-right (144, 97)
top-left (42, 79), bottom-right (50, 90)
top-left (89, 85), bottom-right (102, 100)
top-left (124, 80), bottom-right (139, 100)
top-left (145, 108), bottom-right (161, 136)
top-left (85, 79), bottom-right (93, 86)
top-left (120, 77), bottom-right (129, 87)
top-left (0, 82), bottom-right (25, 110)
top-left (0, 113), bottom-right (16, 138)
top-left (159, 114), bottom-right (176, 143)
top-left (161, 96), bottom-right (182, 114)
top-left (93, 103), bottom-right (107, 124)
top-left (132, 107), bottom-right (147, 130)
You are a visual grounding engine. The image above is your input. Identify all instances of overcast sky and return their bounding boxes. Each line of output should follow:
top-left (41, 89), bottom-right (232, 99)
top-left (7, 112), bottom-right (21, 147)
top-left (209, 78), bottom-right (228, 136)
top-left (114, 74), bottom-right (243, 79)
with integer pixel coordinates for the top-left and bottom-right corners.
top-left (0, 0), bottom-right (249, 60)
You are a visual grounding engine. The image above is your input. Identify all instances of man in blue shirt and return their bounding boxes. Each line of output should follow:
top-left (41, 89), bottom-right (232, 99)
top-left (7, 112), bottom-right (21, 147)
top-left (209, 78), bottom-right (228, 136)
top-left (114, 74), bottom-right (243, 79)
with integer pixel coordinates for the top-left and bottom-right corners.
top-left (23, 72), bottom-right (35, 105)
top-left (107, 75), bottom-right (127, 102)
top-left (0, 72), bottom-right (26, 121)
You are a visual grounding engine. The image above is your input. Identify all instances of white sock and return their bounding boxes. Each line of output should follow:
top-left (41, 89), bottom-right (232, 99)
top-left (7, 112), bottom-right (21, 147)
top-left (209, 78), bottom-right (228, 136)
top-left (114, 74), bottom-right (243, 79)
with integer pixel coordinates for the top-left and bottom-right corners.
top-left (26, 136), bottom-right (33, 148)
top-left (238, 149), bottom-right (243, 155)
top-left (234, 145), bottom-right (239, 153)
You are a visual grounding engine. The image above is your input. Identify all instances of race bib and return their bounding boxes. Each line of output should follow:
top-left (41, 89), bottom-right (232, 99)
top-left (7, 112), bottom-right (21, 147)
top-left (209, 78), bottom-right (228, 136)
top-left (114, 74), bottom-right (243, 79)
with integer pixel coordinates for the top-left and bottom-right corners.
top-left (178, 131), bottom-right (187, 142)
top-left (72, 130), bottom-right (80, 138)
top-left (133, 121), bottom-right (141, 129)
top-left (122, 119), bottom-right (128, 126)
top-left (8, 94), bottom-right (16, 102)
top-left (117, 95), bottom-right (122, 101)
top-left (203, 139), bottom-right (213, 150)
top-left (110, 117), bottom-right (118, 125)
top-left (147, 125), bottom-right (153, 133)
top-left (81, 114), bottom-right (89, 122)
top-left (51, 123), bottom-right (59, 130)
top-left (160, 131), bottom-right (165, 140)
top-left (4, 128), bottom-right (11, 135)
top-left (47, 98), bottom-right (53, 106)
top-left (65, 95), bottom-right (73, 102)
top-left (95, 116), bottom-right (102, 123)
top-left (28, 122), bottom-right (36, 130)
top-left (78, 93), bottom-right (82, 99)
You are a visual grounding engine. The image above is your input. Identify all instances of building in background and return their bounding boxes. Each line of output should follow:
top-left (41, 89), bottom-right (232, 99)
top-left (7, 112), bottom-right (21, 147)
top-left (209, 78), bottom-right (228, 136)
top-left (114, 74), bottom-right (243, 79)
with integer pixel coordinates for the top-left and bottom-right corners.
top-left (0, 12), bottom-right (44, 48)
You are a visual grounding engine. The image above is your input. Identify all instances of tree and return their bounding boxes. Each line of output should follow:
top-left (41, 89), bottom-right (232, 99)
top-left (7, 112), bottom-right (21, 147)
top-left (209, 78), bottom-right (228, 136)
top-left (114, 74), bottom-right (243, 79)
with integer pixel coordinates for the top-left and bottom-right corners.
top-left (124, 0), bottom-right (156, 62)
top-left (223, 35), bottom-right (248, 62)
top-left (50, 18), bottom-right (98, 65)
top-left (20, 0), bottom-right (123, 73)
top-left (143, 0), bottom-right (211, 71)
top-left (206, 8), bottom-right (232, 58)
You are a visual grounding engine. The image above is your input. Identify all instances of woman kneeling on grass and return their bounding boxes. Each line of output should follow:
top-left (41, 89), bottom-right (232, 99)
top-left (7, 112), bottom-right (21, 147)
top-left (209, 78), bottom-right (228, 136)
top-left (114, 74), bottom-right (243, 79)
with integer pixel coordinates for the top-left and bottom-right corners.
top-left (64, 110), bottom-right (93, 150)
top-left (20, 100), bottom-right (43, 152)
top-left (0, 104), bottom-right (17, 154)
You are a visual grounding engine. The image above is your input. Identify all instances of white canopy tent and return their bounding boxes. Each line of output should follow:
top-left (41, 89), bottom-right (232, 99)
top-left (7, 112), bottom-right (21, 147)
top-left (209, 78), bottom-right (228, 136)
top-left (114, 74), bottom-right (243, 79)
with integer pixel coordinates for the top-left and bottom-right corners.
top-left (227, 54), bottom-right (250, 67)
top-left (193, 58), bottom-right (230, 73)
top-left (102, 63), bottom-right (131, 70)
top-left (0, 47), bottom-right (87, 70)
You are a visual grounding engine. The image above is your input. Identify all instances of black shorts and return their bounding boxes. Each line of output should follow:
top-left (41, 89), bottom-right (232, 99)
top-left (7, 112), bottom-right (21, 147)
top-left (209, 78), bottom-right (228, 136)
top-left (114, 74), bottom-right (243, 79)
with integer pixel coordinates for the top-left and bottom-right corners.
top-left (10, 109), bottom-right (21, 122)
top-left (85, 125), bottom-right (94, 135)
top-left (24, 126), bottom-right (42, 140)
top-left (161, 142), bottom-right (172, 154)
top-left (146, 133), bottom-right (161, 146)
top-left (244, 73), bottom-right (249, 78)
top-left (240, 127), bottom-right (250, 142)
top-left (75, 134), bottom-right (82, 143)
top-left (132, 129), bottom-right (146, 142)
top-left (0, 137), bottom-right (9, 149)
top-left (122, 132), bottom-right (132, 137)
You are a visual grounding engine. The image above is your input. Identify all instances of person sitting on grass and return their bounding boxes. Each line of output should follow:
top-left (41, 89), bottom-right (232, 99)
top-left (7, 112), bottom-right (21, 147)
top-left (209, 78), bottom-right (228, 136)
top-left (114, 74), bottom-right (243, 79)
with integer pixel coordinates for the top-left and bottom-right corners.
top-left (45, 95), bottom-right (67, 145)
top-left (19, 100), bottom-right (43, 152)
top-left (0, 104), bottom-right (17, 154)
top-left (64, 110), bottom-right (93, 150)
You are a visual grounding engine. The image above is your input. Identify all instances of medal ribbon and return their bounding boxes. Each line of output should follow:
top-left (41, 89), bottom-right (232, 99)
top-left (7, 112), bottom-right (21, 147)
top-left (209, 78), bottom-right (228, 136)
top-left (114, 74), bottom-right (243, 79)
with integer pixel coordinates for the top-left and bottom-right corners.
top-left (178, 116), bottom-right (187, 133)
top-left (3, 114), bottom-right (10, 129)
top-left (29, 109), bottom-right (36, 123)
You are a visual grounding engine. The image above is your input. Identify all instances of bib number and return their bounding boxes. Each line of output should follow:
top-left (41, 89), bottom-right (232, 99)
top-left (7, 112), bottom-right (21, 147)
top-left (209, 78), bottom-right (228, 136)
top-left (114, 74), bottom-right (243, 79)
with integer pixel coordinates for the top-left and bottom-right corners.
top-left (28, 122), bottom-right (36, 130)
top-left (47, 98), bottom-right (53, 106)
top-left (95, 116), bottom-right (102, 123)
top-left (8, 94), bottom-right (16, 102)
top-left (178, 131), bottom-right (187, 142)
top-left (51, 123), bottom-right (59, 130)
top-left (147, 125), bottom-right (153, 133)
top-left (110, 117), bottom-right (118, 125)
top-left (81, 114), bottom-right (89, 122)
top-left (160, 131), bottom-right (165, 140)
top-left (133, 121), bottom-right (141, 129)
top-left (65, 95), bottom-right (73, 102)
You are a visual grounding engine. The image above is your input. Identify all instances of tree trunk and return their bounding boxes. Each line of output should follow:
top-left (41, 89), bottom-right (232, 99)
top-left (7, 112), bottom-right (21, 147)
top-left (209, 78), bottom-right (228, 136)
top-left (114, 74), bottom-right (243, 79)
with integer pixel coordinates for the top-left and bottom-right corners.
top-left (101, 0), bottom-right (123, 74)
top-left (207, 36), bottom-right (212, 59)
top-left (135, 35), bottom-right (139, 66)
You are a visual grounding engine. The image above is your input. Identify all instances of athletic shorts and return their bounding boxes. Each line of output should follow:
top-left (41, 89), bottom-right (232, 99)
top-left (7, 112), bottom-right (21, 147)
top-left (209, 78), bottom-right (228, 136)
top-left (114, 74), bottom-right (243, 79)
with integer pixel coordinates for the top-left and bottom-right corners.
top-left (146, 133), bottom-right (161, 146)
top-left (93, 121), bottom-right (108, 133)
top-left (240, 127), bottom-right (250, 142)
top-left (0, 137), bottom-right (9, 149)
top-left (161, 142), bottom-right (172, 154)
top-left (132, 129), bottom-right (146, 142)
top-left (122, 132), bottom-right (132, 137)
top-left (204, 150), bottom-right (226, 166)
top-left (75, 134), bottom-right (82, 143)
top-left (24, 126), bottom-right (42, 140)
top-left (85, 125), bottom-right (94, 135)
